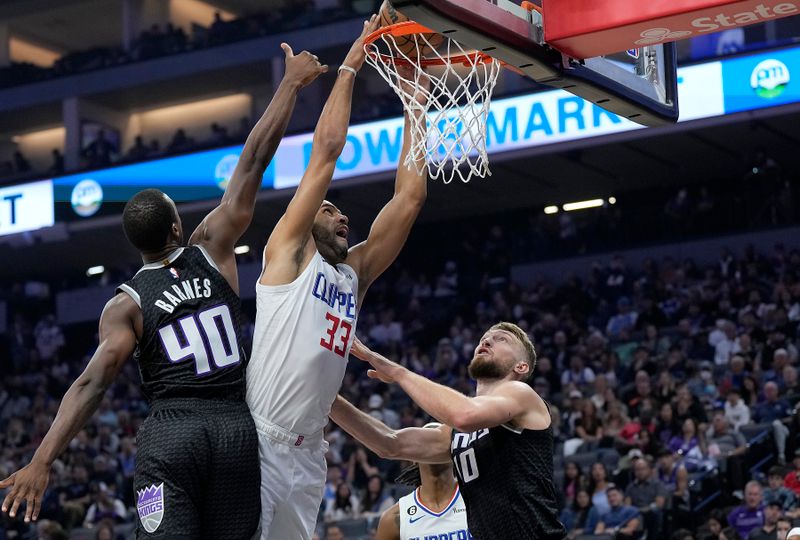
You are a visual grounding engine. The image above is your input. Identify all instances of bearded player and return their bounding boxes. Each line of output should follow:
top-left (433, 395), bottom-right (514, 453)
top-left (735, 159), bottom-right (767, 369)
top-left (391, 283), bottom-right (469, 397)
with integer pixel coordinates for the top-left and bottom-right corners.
top-left (246, 15), bottom-right (429, 540)
top-left (331, 324), bottom-right (566, 540)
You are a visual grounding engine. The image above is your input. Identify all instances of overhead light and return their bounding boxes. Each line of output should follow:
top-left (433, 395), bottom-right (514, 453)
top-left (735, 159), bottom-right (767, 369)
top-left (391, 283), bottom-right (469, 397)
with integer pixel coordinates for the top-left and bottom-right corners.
top-left (608, 197), bottom-right (617, 205)
top-left (543, 205), bottom-right (559, 215)
top-left (234, 245), bottom-right (250, 255)
top-left (86, 265), bottom-right (105, 276)
top-left (563, 199), bottom-right (604, 212)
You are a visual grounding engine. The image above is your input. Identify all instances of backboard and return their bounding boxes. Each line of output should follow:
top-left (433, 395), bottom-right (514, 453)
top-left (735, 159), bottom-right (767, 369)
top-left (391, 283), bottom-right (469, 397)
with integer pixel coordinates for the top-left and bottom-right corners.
top-left (389, 0), bottom-right (680, 126)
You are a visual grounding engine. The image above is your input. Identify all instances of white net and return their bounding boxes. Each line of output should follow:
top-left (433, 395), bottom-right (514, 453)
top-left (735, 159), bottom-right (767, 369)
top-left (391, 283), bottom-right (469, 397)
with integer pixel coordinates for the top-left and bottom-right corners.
top-left (364, 28), bottom-right (502, 184)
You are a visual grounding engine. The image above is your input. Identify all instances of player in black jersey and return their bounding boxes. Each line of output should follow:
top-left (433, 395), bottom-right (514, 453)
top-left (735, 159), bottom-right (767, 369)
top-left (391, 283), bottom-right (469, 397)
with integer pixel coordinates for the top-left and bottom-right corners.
top-left (0, 45), bottom-right (327, 539)
top-left (331, 322), bottom-right (566, 540)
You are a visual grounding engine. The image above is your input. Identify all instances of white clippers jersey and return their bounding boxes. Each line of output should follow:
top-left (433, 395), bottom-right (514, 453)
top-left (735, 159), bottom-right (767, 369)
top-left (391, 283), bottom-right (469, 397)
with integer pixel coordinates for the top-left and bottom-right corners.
top-left (247, 250), bottom-right (358, 435)
top-left (398, 487), bottom-right (471, 540)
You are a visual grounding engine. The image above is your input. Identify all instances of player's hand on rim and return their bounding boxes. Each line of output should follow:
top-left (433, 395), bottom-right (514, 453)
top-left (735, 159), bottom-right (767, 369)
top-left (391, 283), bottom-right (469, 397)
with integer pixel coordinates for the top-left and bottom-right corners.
top-left (0, 459), bottom-right (50, 523)
top-left (350, 338), bottom-right (396, 384)
top-left (281, 42), bottom-right (328, 88)
top-left (341, 14), bottom-right (381, 72)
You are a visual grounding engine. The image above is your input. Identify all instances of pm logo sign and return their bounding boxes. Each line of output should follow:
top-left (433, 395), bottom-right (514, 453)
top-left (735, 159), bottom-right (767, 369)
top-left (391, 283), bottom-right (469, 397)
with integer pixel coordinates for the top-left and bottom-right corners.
top-left (751, 59), bottom-right (790, 98)
top-left (0, 180), bottom-right (54, 237)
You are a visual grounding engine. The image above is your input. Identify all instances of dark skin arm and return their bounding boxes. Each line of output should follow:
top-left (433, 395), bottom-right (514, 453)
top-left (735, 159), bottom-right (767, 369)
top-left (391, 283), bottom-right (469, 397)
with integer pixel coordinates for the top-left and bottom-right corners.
top-left (189, 43), bottom-right (327, 292)
top-left (0, 293), bottom-right (140, 522)
top-left (375, 502), bottom-right (401, 540)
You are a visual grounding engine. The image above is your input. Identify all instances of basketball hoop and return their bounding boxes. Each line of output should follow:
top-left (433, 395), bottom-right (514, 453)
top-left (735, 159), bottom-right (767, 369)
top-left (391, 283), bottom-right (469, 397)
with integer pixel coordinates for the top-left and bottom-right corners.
top-left (364, 21), bottom-right (502, 184)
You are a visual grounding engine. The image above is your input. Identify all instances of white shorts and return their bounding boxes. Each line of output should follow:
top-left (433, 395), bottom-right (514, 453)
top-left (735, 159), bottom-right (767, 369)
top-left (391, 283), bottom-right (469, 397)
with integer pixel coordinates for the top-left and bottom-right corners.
top-left (253, 415), bottom-right (328, 540)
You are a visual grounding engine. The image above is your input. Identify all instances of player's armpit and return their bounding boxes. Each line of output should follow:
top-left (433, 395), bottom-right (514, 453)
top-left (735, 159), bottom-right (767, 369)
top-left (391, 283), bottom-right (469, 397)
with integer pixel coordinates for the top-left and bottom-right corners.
top-left (375, 503), bottom-right (401, 540)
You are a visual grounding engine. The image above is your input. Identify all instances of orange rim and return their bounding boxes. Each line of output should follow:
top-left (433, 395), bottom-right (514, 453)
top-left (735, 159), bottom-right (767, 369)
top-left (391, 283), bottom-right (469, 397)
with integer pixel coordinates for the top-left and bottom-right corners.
top-left (363, 21), bottom-right (497, 67)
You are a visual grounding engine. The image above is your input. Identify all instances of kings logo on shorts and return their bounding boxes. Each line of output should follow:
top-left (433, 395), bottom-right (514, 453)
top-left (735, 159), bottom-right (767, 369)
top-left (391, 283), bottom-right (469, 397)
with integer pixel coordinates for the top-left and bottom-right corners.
top-left (137, 483), bottom-right (165, 533)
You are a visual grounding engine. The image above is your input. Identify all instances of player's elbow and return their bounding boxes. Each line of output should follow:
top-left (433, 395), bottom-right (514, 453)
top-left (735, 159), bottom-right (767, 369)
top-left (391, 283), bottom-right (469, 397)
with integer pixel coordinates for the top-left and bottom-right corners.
top-left (375, 432), bottom-right (402, 460)
top-left (314, 129), bottom-right (347, 160)
top-left (451, 410), bottom-right (484, 434)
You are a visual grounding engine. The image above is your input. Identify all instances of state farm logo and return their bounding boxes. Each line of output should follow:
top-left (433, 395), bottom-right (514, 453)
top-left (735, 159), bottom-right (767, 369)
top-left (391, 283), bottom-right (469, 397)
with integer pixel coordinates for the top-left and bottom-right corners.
top-left (635, 28), bottom-right (692, 45)
top-left (751, 59), bottom-right (790, 98)
top-left (634, 3), bottom-right (799, 46)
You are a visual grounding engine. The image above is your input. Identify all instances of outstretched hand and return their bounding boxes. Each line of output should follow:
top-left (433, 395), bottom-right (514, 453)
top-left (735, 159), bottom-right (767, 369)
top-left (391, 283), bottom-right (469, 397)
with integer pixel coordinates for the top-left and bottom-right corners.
top-left (282, 43), bottom-right (328, 88)
top-left (0, 460), bottom-right (50, 523)
top-left (350, 338), bottom-right (396, 384)
top-left (341, 14), bottom-right (381, 72)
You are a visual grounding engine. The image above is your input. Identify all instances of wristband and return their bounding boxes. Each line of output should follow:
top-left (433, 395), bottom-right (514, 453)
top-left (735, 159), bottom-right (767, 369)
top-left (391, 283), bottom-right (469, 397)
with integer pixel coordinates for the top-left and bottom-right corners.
top-left (338, 65), bottom-right (357, 77)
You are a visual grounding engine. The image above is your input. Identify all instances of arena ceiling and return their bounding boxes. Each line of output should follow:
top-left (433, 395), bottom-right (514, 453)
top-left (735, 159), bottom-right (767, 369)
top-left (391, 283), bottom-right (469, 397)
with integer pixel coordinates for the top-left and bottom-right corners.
top-left (2, 100), bottom-right (798, 283)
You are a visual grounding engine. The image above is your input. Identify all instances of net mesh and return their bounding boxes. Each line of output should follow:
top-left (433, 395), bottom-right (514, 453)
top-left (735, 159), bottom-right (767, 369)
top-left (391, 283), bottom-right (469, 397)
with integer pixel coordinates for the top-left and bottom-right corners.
top-left (364, 29), bottom-right (502, 184)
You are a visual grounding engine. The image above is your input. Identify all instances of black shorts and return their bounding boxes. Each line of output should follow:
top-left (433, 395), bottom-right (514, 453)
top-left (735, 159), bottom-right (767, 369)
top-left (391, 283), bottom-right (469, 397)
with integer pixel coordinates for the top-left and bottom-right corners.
top-left (134, 398), bottom-right (260, 540)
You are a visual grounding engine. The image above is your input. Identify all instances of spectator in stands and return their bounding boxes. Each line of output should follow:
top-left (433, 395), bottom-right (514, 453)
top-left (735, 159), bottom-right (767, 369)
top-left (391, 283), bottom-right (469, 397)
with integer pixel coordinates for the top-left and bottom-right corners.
top-left (745, 501), bottom-right (781, 540)
top-left (763, 466), bottom-right (797, 512)
top-left (674, 384), bottom-right (708, 424)
top-left (563, 460), bottom-right (586, 508)
top-left (49, 149), bottom-right (64, 174)
top-left (562, 355), bottom-right (596, 390)
top-left (325, 524), bottom-right (344, 540)
top-left (725, 388), bottom-right (752, 432)
top-left (657, 401), bottom-right (681, 447)
top-left (727, 481), bottom-right (765, 539)
top-left (753, 381), bottom-right (792, 464)
top-left (166, 128), bottom-right (195, 153)
top-left (360, 474), bottom-right (394, 517)
top-left (126, 136), bottom-right (149, 161)
top-left (93, 519), bottom-right (117, 540)
top-left (669, 417), bottom-right (700, 456)
top-left (707, 410), bottom-right (748, 488)
top-left (59, 464), bottom-right (92, 528)
top-left (776, 517), bottom-right (792, 540)
top-left (720, 527), bottom-right (744, 540)
top-left (701, 509), bottom-right (728, 540)
top-left (783, 450), bottom-right (800, 496)
top-left (624, 457), bottom-right (667, 539)
top-left (713, 321), bottom-right (740, 367)
top-left (574, 399), bottom-right (603, 452)
top-left (82, 482), bottom-right (126, 527)
top-left (561, 488), bottom-right (597, 539)
top-left (588, 462), bottom-right (612, 516)
top-left (607, 296), bottom-right (639, 340)
top-left (324, 480), bottom-right (360, 522)
top-left (83, 130), bottom-right (115, 167)
top-left (34, 314), bottom-right (64, 361)
top-left (593, 485), bottom-right (641, 539)
top-left (12, 150), bottom-right (31, 173)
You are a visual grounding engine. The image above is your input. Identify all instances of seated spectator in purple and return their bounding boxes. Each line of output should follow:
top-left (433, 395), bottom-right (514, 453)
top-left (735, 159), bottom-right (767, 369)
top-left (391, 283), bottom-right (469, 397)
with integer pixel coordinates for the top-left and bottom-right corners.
top-left (592, 485), bottom-right (642, 540)
top-left (656, 449), bottom-right (683, 492)
top-left (668, 417), bottom-right (699, 456)
top-left (763, 466), bottom-right (797, 513)
top-left (656, 401), bottom-right (680, 447)
top-left (746, 501), bottom-right (782, 540)
top-left (728, 481), bottom-right (766, 539)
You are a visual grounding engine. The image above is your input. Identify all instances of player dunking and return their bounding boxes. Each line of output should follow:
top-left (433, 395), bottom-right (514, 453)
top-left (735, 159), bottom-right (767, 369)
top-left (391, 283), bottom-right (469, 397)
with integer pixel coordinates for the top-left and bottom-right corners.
top-left (246, 15), bottom-right (429, 540)
top-left (376, 423), bottom-right (470, 540)
top-left (0, 46), bottom-right (326, 539)
top-left (331, 324), bottom-right (567, 540)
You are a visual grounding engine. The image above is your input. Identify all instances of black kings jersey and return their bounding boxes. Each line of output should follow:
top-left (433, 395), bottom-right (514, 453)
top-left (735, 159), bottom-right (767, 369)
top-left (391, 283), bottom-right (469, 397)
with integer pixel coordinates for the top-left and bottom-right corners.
top-left (450, 423), bottom-right (566, 540)
top-left (117, 246), bottom-right (247, 402)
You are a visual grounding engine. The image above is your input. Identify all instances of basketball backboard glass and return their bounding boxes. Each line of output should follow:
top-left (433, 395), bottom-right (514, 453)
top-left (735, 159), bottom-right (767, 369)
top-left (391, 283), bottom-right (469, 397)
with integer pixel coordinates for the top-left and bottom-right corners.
top-left (390, 0), bottom-right (680, 126)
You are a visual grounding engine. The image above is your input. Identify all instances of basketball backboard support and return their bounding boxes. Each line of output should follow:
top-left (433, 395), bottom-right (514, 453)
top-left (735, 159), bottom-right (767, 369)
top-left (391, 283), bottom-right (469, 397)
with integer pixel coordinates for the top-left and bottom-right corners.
top-left (389, 0), bottom-right (680, 126)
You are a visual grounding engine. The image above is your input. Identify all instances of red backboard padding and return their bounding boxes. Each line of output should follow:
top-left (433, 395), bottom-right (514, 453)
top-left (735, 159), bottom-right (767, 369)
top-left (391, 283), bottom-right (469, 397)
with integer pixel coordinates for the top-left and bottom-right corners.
top-left (542, 0), bottom-right (799, 58)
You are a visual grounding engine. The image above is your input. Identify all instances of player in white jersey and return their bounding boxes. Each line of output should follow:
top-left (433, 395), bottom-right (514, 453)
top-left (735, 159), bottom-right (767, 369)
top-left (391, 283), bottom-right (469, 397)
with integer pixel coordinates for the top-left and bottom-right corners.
top-left (377, 424), bottom-right (471, 540)
top-left (246, 15), bottom-right (429, 540)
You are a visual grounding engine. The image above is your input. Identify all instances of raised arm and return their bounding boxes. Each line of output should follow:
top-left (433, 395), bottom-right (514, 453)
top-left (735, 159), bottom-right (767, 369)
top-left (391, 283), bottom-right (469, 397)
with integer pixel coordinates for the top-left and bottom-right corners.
top-left (189, 44), bottom-right (327, 275)
top-left (348, 69), bottom-right (428, 300)
top-left (350, 339), bottom-right (548, 433)
top-left (330, 395), bottom-right (451, 463)
top-left (262, 16), bottom-right (379, 284)
top-left (0, 293), bottom-right (138, 523)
